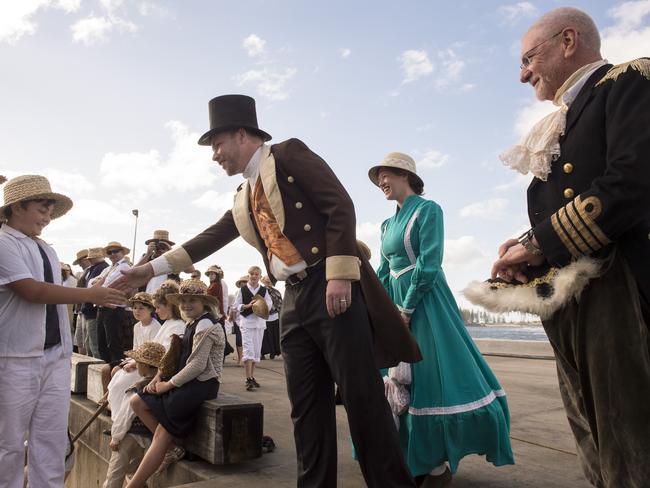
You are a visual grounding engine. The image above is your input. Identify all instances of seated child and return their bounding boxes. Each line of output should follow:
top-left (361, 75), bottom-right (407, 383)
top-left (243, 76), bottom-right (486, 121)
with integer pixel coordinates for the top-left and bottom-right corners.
top-left (103, 292), bottom-right (161, 394)
top-left (151, 280), bottom-right (186, 350)
top-left (127, 279), bottom-right (225, 488)
top-left (103, 342), bottom-right (166, 488)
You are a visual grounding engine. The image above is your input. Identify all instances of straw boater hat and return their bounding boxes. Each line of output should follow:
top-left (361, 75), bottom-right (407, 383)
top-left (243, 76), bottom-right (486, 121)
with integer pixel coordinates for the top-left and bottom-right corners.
top-left (125, 342), bottom-right (166, 368)
top-left (197, 94), bottom-right (272, 146)
top-left (166, 279), bottom-right (221, 309)
top-left (367, 152), bottom-right (424, 188)
top-left (128, 292), bottom-right (154, 309)
top-left (87, 247), bottom-right (106, 259)
top-left (251, 295), bottom-right (269, 320)
top-left (205, 265), bottom-right (224, 279)
top-left (0, 174), bottom-right (73, 222)
top-left (104, 241), bottom-right (130, 255)
top-left (235, 275), bottom-right (249, 288)
top-left (145, 229), bottom-right (175, 246)
top-left (72, 249), bottom-right (89, 266)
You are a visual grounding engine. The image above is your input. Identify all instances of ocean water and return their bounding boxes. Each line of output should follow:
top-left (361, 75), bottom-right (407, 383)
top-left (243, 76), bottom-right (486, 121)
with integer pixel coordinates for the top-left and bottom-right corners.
top-left (466, 325), bottom-right (549, 342)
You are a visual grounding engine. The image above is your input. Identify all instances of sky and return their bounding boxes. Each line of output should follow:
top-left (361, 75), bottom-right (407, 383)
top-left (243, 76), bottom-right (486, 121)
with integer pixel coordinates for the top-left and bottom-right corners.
top-left (1, 0), bottom-right (649, 303)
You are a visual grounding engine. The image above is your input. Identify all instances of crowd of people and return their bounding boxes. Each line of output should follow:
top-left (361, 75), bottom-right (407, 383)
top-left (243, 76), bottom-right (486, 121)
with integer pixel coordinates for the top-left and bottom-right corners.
top-left (1, 6), bottom-right (649, 488)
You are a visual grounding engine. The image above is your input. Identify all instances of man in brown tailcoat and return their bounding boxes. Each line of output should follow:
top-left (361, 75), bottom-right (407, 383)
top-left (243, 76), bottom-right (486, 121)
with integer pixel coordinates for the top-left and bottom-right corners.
top-left (115, 94), bottom-right (420, 487)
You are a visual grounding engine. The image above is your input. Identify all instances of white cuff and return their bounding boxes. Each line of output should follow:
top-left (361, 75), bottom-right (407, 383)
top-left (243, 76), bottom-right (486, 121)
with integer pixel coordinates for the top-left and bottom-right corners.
top-left (150, 256), bottom-right (172, 276)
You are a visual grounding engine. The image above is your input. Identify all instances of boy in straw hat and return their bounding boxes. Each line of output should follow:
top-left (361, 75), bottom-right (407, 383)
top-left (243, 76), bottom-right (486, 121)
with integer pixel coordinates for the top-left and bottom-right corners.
top-left (233, 266), bottom-right (272, 391)
top-left (104, 341), bottom-right (166, 488)
top-left (0, 174), bottom-right (126, 488)
top-left (134, 230), bottom-right (177, 294)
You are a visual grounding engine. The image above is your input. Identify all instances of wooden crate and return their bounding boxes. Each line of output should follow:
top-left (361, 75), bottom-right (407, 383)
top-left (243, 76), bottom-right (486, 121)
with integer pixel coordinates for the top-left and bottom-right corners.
top-left (86, 363), bottom-right (106, 404)
top-left (71, 353), bottom-right (104, 393)
top-left (183, 392), bottom-right (263, 465)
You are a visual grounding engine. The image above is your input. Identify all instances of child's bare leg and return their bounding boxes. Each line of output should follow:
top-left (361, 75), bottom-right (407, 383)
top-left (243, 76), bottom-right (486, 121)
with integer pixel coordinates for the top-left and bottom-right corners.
top-left (129, 396), bottom-right (159, 434)
top-left (236, 346), bottom-right (243, 364)
top-left (244, 360), bottom-right (253, 379)
top-left (125, 425), bottom-right (173, 488)
top-left (101, 364), bottom-right (112, 393)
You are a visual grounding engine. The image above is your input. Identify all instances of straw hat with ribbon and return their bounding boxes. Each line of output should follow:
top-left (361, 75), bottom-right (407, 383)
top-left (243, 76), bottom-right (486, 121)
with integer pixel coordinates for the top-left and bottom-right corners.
top-left (367, 152), bottom-right (424, 189)
top-left (166, 279), bottom-right (221, 309)
top-left (235, 275), bottom-right (249, 288)
top-left (128, 291), bottom-right (155, 309)
top-left (145, 229), bottom-right (175, 246)
top-left (72, 249), bottom-right (89, 266)
top-left (125, 341), bottom-right (166, 368)
top-left (205, 265), bottom-right (224, 279)
top-left (104, 241), bottom-right (130, 255)
top-left (87, 247), bottom-right (106, 260)
top-left (0, 174), bottom-right (73, 222)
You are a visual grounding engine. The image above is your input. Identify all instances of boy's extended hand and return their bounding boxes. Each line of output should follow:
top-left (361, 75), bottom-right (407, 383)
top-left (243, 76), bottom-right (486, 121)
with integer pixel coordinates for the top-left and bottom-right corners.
top-left (87, 282), bottom-right (127, 307)
top-left (110, 264), bottom-right (154, 293)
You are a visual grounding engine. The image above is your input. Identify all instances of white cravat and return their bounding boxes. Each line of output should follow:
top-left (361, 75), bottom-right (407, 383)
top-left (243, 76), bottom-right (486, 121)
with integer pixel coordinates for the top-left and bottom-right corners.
top-left (500, 60), bottom-right (607, 181)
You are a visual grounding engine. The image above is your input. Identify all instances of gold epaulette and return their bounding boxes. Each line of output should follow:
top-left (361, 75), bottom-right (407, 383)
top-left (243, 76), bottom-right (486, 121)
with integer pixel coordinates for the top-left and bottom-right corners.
top-left (596, 58), bottom-right (650, 86)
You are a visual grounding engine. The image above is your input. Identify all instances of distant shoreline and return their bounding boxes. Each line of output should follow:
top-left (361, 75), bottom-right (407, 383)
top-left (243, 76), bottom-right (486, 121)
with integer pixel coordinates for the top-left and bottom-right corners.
top-left (466, 322), bottom-right (543, 328)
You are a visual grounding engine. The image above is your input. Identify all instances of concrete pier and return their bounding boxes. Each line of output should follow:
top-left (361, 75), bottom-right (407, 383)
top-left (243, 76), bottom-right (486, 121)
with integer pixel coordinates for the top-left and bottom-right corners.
top-left (67, 338), bottom-right (591, 488)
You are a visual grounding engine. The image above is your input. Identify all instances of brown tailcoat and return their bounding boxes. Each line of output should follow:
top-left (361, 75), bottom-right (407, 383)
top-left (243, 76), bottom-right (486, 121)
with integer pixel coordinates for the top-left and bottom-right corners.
top-left (178, 138), bottom-right (421, 367)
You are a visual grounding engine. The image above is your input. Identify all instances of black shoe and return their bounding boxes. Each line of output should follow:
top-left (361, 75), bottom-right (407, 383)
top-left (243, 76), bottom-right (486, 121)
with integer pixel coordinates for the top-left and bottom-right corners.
top-left (102, 429), bottom-right (111, 436)
top-left (246, 378), bottom-right (254, 391)
top-left (269, 354), bottom-right (275, 360)
top-left (251, 377), bottom-right (260, 388)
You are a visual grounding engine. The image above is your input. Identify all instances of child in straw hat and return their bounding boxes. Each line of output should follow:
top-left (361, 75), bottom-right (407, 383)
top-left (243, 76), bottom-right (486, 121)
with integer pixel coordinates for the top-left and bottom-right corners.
top-left (233, 265), bottom-right (272, 391)
top-left (0, 174), bottom-right (126, 487)
top-left (104, 342), bottom-right (166, 488)
top-left (102, 292), bottom-right (162, 394)
top-left (127, 279), bottom-right (225, 488)
top-left (151, 280), bottom-right (186, 351)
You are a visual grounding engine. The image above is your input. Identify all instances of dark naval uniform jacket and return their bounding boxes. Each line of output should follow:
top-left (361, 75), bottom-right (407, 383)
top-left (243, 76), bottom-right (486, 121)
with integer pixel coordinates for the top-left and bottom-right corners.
top-left (530, 59), bottom-right (650, 305)
top-left (164, 138), bottom-right (421, 367)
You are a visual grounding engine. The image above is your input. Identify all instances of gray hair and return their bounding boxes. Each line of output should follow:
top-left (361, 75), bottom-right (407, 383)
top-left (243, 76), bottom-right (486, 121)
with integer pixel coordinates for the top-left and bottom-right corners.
top-left (531, 7), bottom-right (601, 55)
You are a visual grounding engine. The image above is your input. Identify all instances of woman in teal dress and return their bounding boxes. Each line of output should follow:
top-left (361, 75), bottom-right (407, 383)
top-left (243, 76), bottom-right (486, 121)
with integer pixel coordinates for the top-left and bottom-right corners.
top-left (368, 152), bottom-right (514, 487)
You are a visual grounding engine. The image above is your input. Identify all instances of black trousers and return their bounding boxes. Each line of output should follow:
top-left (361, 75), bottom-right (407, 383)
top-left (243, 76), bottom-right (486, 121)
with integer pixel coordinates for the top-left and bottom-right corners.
top-left (97, 306), bottom-right (129, 367)
top-left (261, 319), bottom-right (281, 357)
top-left (543, 251), bottom-right (650, 488)
top-left (280, 266), bottom-right (414, 488)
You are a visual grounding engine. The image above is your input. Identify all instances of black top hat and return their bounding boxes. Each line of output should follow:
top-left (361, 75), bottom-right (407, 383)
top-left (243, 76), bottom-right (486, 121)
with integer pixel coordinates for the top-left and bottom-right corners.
top-left (197, 94), bottom-right (272, 146)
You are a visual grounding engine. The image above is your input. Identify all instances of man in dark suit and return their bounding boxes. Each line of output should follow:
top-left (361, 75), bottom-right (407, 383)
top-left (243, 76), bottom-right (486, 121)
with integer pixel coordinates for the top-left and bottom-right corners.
top-left (492, 7), bottom-right (650, 487)
top-left (116, 95), bottom-right (419, 487)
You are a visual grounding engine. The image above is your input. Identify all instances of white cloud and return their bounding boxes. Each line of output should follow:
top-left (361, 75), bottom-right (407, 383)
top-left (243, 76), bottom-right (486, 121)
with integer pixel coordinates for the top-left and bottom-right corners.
top-left (0, 0), bottom-right (79, 44)
top-left (243, 34), bottom-right (266, 57)
top-left (498, 2), bottom-right (538, 25)
top-left (339, 47), bottom-right (351, 59)
top-left (435, 48), bottom-right (465, 88)
top-left (235, 67), bottom-right (297, 101)
top-left (443, 235), bottom-right (489, 270)
top-left (99, 120), bottom-right (220, 198)
top-left (512, 98), bottom-right (555, 138)
top-left (602, 1), bottom-right (650, 63)
top-left (70, 16), bottom-right (113, 45)
top-left (459, 198), bottom-right (509, 220)
top-left (191, 190), bottom-right (236, 215)
top-left (399, 50), bottom-right (433, 83)
top-left (493, 173), bottom-right (530, 192)
top-left (418, 149), bottom-right (449, 169)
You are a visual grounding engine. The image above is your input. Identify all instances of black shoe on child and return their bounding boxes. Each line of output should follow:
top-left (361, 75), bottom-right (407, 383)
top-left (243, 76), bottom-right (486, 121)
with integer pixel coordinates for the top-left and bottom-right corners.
top-left (246, 378), bottom-right (255, 391)
top-left (251, 377), bottom-right (260, 388)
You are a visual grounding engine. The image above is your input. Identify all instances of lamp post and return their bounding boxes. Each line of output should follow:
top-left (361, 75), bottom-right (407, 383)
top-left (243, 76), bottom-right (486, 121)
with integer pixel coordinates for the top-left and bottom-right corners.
top-left (132, 209), bottom-right (139, 261)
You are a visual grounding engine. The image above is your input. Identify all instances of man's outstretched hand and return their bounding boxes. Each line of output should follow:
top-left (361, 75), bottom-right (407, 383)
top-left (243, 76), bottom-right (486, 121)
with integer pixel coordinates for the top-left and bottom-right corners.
top-left (110, 263), bottom-right (154, 293)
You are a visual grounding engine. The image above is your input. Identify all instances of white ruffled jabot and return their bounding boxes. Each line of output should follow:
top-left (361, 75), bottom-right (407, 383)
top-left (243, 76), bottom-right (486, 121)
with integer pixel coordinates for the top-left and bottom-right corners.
top-left (500, 60), bottom-right (607, 181)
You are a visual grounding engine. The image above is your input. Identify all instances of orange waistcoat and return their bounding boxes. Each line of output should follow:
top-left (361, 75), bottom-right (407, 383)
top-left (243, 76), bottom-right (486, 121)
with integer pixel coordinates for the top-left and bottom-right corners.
top-left (250, 179), bottom-right (304, 265)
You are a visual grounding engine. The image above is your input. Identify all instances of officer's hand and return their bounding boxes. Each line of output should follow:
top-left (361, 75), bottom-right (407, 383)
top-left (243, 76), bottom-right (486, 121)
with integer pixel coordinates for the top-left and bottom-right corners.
top-left (111, 264), bottom-right (154, 293)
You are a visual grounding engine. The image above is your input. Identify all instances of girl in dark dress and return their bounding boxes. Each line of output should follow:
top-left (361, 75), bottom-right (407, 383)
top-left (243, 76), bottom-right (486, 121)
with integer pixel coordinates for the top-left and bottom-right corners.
top-left (127, 279), bottom-right (225, 488)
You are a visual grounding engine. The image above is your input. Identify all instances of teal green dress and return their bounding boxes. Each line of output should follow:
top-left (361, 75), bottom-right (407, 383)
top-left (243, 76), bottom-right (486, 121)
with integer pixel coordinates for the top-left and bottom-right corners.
top-left (378, 195), bottom-right (514, 476)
